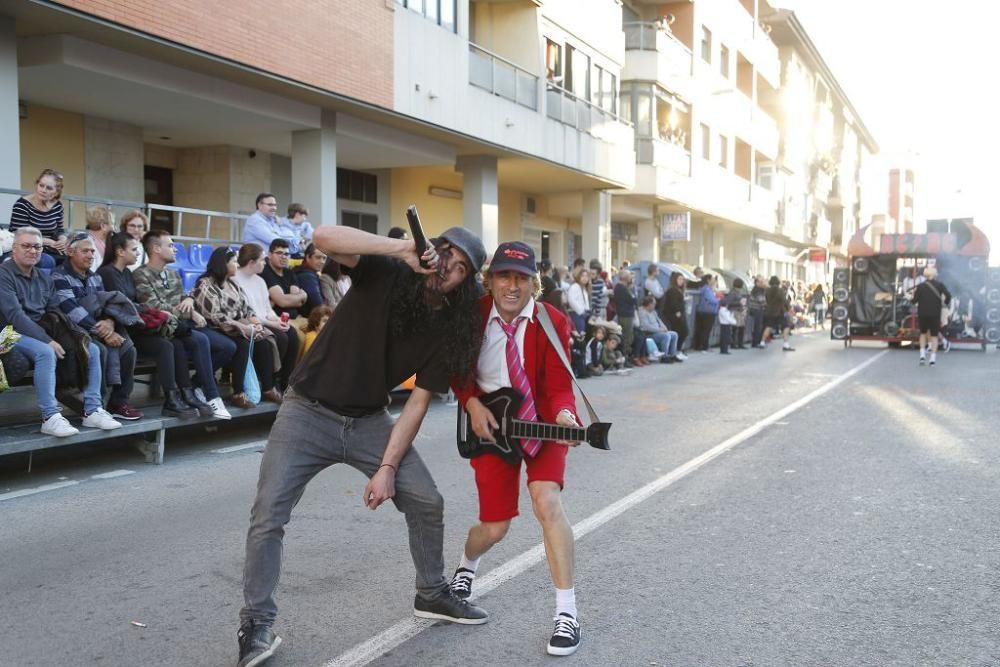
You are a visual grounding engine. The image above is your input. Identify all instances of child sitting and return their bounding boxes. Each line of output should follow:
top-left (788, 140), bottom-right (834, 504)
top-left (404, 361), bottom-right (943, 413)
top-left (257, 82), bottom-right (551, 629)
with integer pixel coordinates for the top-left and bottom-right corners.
top-left (584, 325), bottom-right (606, 377)
top-left (601, 334), bottom-right (629, 374)
top-left (299, 305), bottom-right (333, 360)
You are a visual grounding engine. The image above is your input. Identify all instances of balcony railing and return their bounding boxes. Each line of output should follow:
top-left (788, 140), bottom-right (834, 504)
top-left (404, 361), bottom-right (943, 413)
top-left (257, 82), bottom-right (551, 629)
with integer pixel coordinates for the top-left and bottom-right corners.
top-left (469, 43), bottom-right (539, 110)
top-left (636, 136), bottom-right (691, 176)
top-left (623, 22), bottom-right (693, 77)
top-left (545, 83), bottom-right (631, 135)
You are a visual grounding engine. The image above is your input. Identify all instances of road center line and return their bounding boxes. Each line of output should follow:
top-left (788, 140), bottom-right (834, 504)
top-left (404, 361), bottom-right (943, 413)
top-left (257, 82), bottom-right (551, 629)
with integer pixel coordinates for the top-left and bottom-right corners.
top-left (0, 480), bottom-right (80, 502)
top-left (323, 349), bottom-right (888, 667)
top-left (212, 441), bottom-right (268, 454)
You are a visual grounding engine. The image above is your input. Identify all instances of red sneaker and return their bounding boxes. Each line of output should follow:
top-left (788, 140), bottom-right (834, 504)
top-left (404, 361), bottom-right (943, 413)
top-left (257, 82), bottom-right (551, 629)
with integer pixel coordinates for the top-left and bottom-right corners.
top-left (108, 402), bottom-right (144, 421)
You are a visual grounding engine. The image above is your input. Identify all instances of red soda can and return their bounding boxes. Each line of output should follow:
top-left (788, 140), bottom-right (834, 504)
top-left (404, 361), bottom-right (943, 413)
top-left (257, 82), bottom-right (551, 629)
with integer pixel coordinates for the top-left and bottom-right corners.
top-left (280, 313), bottom-right (290, 324)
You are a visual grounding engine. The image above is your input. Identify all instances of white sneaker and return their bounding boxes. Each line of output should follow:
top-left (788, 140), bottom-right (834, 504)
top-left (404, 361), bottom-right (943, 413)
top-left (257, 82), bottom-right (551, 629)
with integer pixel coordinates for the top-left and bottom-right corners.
top-left (649, 351), bottom-right (664, 360)
top-left (41, 413), bottom-right (79, 438)
top-left (81, 408), bottom-right (122, 430)
top-left (676, 352), bottom-right (688, 361)
top-left (193, 387), bottom-right (208, 404)
top-left (207, 397), bottom-right (232, 420)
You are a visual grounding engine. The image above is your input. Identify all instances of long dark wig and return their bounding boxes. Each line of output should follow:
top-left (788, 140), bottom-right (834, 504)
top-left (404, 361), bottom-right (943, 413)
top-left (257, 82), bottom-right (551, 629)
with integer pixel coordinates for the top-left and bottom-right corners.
top-left (388, 267), bottom-right (482, 386)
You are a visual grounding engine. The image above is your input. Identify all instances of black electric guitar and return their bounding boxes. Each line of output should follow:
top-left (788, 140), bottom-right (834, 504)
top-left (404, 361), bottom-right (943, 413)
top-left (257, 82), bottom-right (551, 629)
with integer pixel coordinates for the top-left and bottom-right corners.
top-left (457, 387), bottom-right (612, 465)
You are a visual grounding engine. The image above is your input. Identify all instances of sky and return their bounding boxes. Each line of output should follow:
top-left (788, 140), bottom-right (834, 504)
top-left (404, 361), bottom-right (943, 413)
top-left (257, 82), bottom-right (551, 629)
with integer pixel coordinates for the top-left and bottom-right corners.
top-left (774, 0), bottom-right (997, 253)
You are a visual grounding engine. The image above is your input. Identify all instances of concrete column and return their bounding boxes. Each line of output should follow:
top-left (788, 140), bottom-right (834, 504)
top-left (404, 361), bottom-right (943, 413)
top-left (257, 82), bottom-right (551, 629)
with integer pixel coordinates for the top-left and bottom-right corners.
top-left (582, 190), bottom-right (611, 267)
top-left (292, 109), bottom-right (337, 226)
top-left (0, 16), bottom-right (21, 213)
top-left (455, 155), bottom-right (499, 253)
top-left (687, 218), bottom-right (706, 266)
top-left (637, 218), bottom-right (660, 263)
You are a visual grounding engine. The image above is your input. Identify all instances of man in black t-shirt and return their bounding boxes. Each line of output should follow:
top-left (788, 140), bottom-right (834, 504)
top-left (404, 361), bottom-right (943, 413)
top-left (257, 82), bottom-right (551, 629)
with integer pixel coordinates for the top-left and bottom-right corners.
top-left (237, 224), bottom-right (489, 667)
top-left (261, 238), bottom-right (306, 324)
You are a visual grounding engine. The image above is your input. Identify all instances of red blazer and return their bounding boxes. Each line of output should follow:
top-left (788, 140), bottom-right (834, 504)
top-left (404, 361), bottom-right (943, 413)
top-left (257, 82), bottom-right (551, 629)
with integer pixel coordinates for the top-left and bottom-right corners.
top-left (454, 295), bottom-right (578, 424)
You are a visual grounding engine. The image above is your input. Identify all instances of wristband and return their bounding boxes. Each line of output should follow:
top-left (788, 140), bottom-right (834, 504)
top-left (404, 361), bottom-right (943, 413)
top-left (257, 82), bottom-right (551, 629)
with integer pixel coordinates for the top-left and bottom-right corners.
top-left (379, 463), bottom-right (397, 473)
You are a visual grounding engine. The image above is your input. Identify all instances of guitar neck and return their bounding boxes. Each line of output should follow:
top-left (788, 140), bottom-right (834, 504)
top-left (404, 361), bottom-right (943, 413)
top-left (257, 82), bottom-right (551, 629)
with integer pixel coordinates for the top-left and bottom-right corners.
top-left (509, 419), bottom-right (587, 443)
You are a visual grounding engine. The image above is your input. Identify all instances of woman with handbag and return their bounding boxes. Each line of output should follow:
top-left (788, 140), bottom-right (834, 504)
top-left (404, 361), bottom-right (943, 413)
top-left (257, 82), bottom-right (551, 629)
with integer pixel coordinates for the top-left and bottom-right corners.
top-left (98, 233), bottom-right (213, 418)
top-left (193, 247), bottom-right (281, 409)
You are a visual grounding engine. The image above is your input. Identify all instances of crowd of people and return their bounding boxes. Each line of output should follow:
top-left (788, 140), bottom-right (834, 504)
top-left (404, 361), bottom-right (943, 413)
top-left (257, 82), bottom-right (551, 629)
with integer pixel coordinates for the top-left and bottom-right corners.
top-left (0, 170), bottom-right (346, 437)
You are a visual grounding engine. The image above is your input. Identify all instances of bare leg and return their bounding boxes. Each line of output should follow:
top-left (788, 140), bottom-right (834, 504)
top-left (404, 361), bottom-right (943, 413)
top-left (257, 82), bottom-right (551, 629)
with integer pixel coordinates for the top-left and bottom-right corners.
top-left (528, 481), bottom-right (574, 589)
top-left (463, 520), bottom-right (510, 561)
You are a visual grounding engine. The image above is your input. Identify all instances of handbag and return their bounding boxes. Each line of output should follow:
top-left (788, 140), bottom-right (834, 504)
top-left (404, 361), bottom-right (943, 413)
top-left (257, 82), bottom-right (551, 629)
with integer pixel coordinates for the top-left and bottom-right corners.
top-left (243, 335), bottom-right (261, 404)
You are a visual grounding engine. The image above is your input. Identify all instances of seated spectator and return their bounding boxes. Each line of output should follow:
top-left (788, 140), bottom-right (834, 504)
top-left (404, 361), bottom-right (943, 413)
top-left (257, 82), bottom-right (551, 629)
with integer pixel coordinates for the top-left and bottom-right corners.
top-left (601, 333), bottom-right (628, 374)
top-left (120, 210), bottom-right (148, 270)
top-left (583, 324), bottom-right (606, 376)
top-left (262, 238), bottom-right (308, 332)
top-left (292, 242), bottom-right (327, 318)
top-left (299, 304), bottom-right (333, 360)
top-left (232, 243), bottom-right (299, 391)
top-left (9, 168), bottom-right (67, 267)
top-left (133, 230), bottom-right (233, 419)
top-left (0, 227), bottom-right (122, 435)
top-left (193, 246), bottom-right (281, 409)
top-left (242, 193), bottom-right (295, 251)
top-left (281, 203), bottom-right (313, 258)
top-left (53, 232), bottom-right (143, 420)
top-left (637, 296), bottom-right (681, 363)
top-left (84, 206), bottom-right (115, 271)
top-left (319, 257), bottom-right (351, 309)
top-left (98, 233), bottom-right (211, 419)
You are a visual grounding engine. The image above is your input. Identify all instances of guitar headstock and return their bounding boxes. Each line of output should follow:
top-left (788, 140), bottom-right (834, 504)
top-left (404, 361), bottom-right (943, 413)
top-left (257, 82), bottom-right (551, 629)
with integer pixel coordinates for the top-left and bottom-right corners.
top-left (586, 422), bottom-right (611, 450)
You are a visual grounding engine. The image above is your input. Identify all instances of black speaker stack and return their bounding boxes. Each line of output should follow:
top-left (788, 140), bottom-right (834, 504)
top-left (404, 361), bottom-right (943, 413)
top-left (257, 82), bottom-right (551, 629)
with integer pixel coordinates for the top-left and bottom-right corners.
top-left (830, 266), bottom-right (850, 340)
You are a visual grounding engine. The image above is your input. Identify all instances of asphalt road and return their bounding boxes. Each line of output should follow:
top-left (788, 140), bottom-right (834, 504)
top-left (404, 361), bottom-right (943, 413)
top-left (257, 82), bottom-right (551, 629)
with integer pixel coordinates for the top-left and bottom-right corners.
top-left (2, 331), bottom-right (998, 667)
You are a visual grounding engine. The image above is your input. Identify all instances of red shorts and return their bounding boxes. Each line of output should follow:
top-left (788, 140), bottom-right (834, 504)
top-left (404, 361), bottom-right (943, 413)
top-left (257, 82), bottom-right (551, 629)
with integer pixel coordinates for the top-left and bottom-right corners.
top-left (470, 443), bottom-right (568, 522)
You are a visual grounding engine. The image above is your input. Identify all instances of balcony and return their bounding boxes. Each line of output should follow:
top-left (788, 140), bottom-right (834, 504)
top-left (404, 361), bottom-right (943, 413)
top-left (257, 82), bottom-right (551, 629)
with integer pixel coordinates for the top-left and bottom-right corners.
top-left (750, 183), bottom-right (779, 233)
top-left (635, 136), bottom-right (691, 176)
top-left (469, 43), bottom-right (539, 110)
top-left (545, 83), bottom-right (631, 144)
top-left (622, 22), bottom-right (694, 100)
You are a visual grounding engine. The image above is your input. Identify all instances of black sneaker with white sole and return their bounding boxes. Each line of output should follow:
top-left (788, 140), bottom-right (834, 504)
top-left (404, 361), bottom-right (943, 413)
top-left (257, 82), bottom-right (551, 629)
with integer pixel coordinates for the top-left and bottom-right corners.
top-left (413, 590), bottom-right (488, 624)
top-left (449, 567), bottom-right (475, 600)
top-left (237, 623), bottom-right (282, 667)
top-left (547, 613), bottom-right (581, 656)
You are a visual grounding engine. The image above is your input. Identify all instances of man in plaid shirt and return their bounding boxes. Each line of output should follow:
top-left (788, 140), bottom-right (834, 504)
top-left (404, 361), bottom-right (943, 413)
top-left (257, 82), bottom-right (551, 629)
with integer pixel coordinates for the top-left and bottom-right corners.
top-left (52, 233), bottom-right (143, 421)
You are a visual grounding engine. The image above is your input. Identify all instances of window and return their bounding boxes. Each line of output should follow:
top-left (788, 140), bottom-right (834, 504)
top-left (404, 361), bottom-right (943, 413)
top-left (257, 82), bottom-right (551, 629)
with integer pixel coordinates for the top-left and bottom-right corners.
top-left (701, 26), bottom-right (712, 63)
top-left (719, 134), bottom-right (728, 168)
top-left (395, 0), bottom-right (457, 33)
top-left (701, 123), bottom-right (711, 160)
top-left (342, 211), bottom-right (379, 234)
top-left (720, 44), bottom-right (730, 78)
top-left (545, 38), bottom-right (562, 83)
top-left (591, 65), bottom-right (617, 114)
top-left (337, 168), bottom-right (377, 203)
top-left (566, 46), bottom-right (590, 99)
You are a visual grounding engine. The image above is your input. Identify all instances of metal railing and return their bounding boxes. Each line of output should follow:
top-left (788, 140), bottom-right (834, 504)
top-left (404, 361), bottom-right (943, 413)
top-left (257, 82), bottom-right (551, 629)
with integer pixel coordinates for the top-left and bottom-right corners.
top-left (468, 43), bottom-right (539, 110)
top-left (635, 136), bottom-right (691, 175)
top-left (0, 187), bottom-right (247, 244)
top-left (545, 83), bottom-right (631, 135)
top-left (623, 21), bottom-right (693, 77)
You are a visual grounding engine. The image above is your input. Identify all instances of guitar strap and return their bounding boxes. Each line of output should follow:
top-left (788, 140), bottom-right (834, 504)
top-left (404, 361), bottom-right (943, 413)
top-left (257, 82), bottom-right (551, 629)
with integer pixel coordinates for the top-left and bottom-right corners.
top-left (535, 303), bottom-right (601, 426)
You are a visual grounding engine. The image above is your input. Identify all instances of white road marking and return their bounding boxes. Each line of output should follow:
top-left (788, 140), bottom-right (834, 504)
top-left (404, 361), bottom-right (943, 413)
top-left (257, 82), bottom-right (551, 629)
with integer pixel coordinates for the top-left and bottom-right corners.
top-left (323, 349), bottom-right (889, 667)
top-left (0, 480), bottom-right (80, 501)
top-left (90, 469), bottom-right (135, 480)
top-left (212, 440), bottom-right (268, 454)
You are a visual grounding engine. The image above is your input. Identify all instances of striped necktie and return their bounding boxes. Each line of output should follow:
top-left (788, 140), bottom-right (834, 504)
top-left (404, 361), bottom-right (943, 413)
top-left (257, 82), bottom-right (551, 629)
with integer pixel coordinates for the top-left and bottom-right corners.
top-left (496, 316), bottom-right (542, 458)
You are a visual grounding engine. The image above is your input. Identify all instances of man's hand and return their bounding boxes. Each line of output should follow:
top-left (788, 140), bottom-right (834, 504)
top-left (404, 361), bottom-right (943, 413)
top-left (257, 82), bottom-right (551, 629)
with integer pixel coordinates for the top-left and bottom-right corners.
top-left (363, 465), bottom-right (396, 510)
top-left (466, 397), bottom-right (498, 443)
top-left (93, 319), bottom-right (115, 338)
top-left (400, 241), bottom-right (439, 276)
top-left (555, 409), bottom-right (581, 447)
top-left (191, 311), bottom-right (207, 328)
top-left (104, 332), bottom-right (125, 348)
top-left (48, 340), bottom-right (66, 360)
top-left (289, 285), bottom-right (302, 295)
top-left (177, 297), bottom-right (195, 315)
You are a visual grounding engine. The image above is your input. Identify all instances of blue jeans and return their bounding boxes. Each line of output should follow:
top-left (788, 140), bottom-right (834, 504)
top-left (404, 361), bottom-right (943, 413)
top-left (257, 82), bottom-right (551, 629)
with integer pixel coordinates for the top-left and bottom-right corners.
top-left (241, 388), bottom-right (448, 628)
top-left (198, 326), bottom-right (237, 372)
top-left (14, 335), bottom-right (103, 418)
top-left (180, 329), bottom-right (222, 399)
top-left (647, 330), bottom-right (678, 357)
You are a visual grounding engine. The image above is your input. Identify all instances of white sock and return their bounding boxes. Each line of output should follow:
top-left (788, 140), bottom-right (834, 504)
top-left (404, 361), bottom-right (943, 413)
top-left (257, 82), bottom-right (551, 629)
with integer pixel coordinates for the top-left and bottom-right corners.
top-left (555, 587), bottom-right (577, 618)
top-left (459, 553), bottom-right (480, 574)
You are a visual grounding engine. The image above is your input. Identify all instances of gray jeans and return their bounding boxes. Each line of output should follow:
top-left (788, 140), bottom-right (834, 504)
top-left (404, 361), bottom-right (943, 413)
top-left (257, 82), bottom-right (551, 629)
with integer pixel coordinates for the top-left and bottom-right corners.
top-left (240, 388), bottom-right (448, 628)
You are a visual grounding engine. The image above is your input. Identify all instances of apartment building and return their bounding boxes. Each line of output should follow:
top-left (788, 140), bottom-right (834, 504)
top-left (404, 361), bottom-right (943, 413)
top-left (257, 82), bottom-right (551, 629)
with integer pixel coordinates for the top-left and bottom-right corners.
top-left (0, 0), bottom-right (634, 268)
top-left (887, 167), bottom-right (916, 234)
top-left (760, 8), bottom-right (878, 281)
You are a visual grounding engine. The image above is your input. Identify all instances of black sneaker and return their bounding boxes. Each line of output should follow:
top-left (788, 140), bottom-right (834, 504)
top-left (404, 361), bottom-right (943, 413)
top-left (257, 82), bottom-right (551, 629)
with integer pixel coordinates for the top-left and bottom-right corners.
top-left (449, 567), bottom-right (475, 600)
top-left (237, 623), bottom-right (282, 667)
top-left (413, 590), bottom-right (488, 624)
top-left (547, 613), bottom-right (581, 656)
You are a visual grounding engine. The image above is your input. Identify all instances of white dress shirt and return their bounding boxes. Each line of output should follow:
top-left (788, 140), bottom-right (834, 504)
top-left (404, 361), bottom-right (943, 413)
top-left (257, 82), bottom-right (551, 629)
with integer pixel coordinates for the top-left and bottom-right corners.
top-left (476, 298), bottom-right (535, 394)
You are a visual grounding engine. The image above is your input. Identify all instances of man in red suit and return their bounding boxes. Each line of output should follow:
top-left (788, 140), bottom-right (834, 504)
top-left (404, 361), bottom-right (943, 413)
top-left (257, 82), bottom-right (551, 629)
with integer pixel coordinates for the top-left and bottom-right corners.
top-left (451, 241), bottom-right (583, 656)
